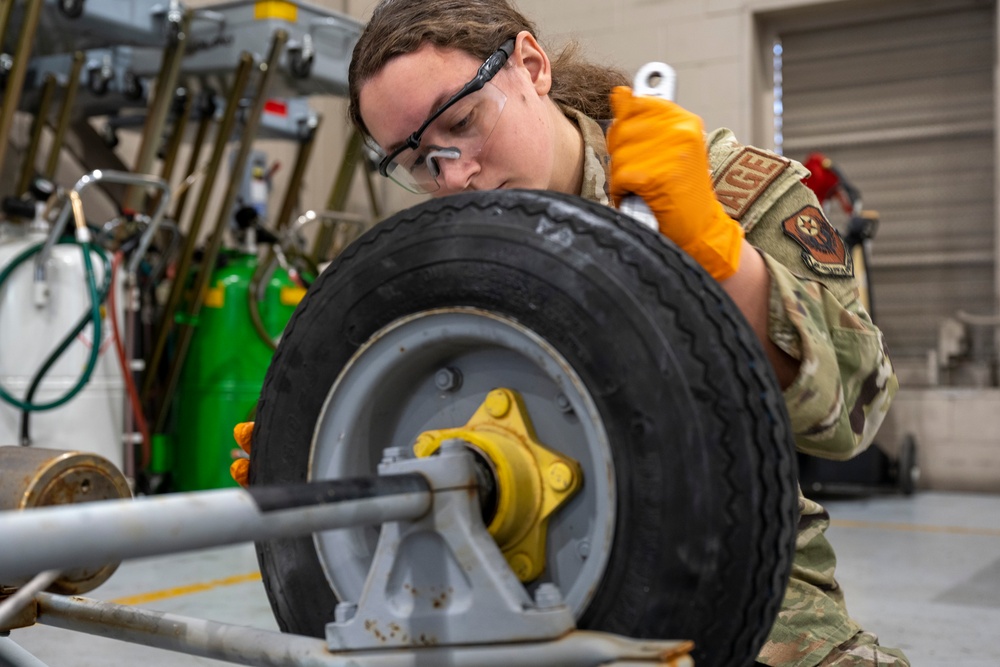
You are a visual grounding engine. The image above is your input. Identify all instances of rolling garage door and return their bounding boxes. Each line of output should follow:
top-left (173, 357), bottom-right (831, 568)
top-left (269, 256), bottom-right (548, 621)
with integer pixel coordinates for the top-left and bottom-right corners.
top-left (775, 0), bottom-right (996, 384)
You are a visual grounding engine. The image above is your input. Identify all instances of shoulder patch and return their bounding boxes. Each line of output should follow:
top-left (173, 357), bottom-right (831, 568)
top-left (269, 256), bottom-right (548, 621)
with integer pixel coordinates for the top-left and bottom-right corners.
top-left (712, 147), bottom-right (790, 221)
top-left (782, 205), bottom-right (854, 277)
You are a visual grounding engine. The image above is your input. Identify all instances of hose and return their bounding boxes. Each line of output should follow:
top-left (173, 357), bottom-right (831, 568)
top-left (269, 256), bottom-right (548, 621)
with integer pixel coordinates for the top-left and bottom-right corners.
top-left (247, 252), bottom-right (281, 351)
top-left (108, 250), bottom-right (151, 470)
top-left (0, 239), bottom-right (109, 416)
top-left (16, 242), bottom-right (111, 445)
top-left (246, 247), bottom-right (314, 351)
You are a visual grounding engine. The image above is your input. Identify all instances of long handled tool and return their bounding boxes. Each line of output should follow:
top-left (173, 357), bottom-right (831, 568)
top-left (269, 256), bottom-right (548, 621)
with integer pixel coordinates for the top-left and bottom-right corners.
top-left (142, 54), bottom-right (257, 406)
top-left (151, 30), bottom-right (289, 434)
top-left (124, 8), bottom-right (192, 212)
top-left (42, 52), bottom-right (85, 181)
top-left (0, 0), bottom-right (43, 184)
top-left (16, 74), bottom-right (58, 197)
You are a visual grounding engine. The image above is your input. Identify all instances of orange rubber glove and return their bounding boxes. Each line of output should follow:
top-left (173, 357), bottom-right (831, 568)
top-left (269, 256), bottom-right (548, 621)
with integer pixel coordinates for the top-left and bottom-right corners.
top-left (230, 421), bottom-right (253, 487)
top-left (608, 86), bottom-right (744, 281)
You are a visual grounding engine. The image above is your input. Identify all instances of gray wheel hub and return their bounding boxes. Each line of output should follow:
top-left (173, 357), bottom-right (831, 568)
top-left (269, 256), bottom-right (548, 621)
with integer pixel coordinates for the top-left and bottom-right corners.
top-left (310, 307), bottom-right (615, 616)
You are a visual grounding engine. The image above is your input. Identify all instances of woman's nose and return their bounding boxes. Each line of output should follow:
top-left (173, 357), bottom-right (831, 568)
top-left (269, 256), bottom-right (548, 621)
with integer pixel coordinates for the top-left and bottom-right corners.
top-left (437, 156), bottom-right (480, 192)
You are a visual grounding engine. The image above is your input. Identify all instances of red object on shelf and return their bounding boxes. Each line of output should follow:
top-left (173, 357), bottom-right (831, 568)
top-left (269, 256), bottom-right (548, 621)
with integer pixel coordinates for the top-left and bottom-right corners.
top-left (803, 152), bottom-right (840, 203)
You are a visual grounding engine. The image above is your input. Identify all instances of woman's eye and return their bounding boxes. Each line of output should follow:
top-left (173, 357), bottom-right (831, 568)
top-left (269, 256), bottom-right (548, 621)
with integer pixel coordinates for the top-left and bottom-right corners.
top-left (450, 115), bottom-right (471, 133)
top-left (449, 106), bottom-right (478, 134)
top-left (409, 153), bottom-right (429, 173)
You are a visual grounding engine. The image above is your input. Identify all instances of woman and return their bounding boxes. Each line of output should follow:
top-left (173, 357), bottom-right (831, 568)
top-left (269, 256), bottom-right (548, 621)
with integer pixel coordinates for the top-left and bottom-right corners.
top-left (342, 1), bottom-right (906, 665)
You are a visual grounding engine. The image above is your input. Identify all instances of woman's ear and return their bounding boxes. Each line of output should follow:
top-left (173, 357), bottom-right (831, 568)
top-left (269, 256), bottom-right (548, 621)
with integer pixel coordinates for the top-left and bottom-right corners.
top-left (513, 30), bottom-right (552, 96)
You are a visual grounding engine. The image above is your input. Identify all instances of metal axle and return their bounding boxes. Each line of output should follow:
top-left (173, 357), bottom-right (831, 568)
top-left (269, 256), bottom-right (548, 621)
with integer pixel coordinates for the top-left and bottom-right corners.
top-left (0, 475), bottom-right (430, 585)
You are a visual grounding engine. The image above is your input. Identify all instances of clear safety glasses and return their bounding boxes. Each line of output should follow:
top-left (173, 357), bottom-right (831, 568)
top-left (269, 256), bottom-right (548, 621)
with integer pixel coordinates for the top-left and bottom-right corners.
top-left (375, 38), bottom-right (515, 194)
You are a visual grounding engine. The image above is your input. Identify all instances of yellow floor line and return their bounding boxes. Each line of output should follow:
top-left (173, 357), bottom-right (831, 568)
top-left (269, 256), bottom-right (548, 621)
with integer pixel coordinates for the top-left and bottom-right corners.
top-left (830, 518), bottom-right (1000, 538)
top-left (111, 519), bottom-right (1000, 605)
top-left (110, 571), bottom-right (262, 606)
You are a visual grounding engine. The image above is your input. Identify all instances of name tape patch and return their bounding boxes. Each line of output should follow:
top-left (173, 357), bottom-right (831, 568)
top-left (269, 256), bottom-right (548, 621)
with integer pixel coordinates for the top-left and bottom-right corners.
top-left (713, 147), bottom-right (790, 221)
top-left (782, 205), bottom-right (853, 277)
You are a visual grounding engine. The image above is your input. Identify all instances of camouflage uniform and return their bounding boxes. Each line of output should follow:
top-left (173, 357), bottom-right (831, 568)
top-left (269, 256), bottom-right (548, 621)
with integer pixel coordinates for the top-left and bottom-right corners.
top-left (566, 107), bottom-right (908, 667)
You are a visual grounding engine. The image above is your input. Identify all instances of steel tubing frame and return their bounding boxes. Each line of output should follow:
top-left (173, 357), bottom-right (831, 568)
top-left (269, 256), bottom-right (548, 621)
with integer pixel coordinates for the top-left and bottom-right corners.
top-left (34, 594), bottom-right (692, 667)
top-left (0, 474), bottom-right (430, 584)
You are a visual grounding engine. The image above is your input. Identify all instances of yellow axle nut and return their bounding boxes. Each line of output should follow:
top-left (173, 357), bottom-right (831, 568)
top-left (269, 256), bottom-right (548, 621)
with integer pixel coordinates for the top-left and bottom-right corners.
top-left (412, 388), bottom-right (583, 582)
top-left (546, 461), bottom-right (575, 492)
top-left (484, 389), bottom-right (511, 418)
top-left (508, 553), bottom-right (534, 580)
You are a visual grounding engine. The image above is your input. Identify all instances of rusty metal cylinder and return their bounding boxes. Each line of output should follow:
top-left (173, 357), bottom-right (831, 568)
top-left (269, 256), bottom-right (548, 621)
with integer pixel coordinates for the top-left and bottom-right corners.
top-left (0, 446), bottom-right (131, 593)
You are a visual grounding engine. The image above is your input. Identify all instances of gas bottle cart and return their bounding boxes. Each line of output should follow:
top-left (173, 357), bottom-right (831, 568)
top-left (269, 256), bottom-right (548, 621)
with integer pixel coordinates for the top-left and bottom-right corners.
top-left (0, 188), bottom-right (799, 667)
top-left (0, 169), bottom-right (171, 471)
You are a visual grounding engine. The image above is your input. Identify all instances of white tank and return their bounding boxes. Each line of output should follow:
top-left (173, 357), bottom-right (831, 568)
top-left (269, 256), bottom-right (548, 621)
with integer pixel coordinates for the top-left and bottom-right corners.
top-left (0, 224), bottom-right (125, 470)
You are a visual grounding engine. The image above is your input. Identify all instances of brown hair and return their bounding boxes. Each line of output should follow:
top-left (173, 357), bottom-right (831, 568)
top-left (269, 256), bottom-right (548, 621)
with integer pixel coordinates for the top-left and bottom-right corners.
top-left (347, 0), bottom-right (629, 139)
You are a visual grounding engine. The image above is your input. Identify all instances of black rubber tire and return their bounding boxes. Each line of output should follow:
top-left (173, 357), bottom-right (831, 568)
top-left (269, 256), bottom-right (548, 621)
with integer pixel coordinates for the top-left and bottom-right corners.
top-left (251, 189), bottom-right (798, 667)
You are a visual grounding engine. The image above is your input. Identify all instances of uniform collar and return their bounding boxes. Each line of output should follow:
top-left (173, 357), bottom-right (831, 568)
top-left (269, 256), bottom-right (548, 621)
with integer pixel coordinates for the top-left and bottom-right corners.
top-left (560, 105), bottom-right (612, 206)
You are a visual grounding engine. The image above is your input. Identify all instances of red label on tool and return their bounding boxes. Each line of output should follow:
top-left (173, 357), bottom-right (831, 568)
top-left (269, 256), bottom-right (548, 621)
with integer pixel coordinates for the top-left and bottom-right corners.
top-left (264, 99), bottom-right (288, 117)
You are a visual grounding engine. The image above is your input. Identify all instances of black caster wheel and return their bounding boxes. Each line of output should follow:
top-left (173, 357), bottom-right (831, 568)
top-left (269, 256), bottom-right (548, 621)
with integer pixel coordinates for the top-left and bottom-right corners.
top-left (101, 123), bottom-right (119, 149)
top-left (87, 68), bottom-right (110, 96)
top-left (288, 49), bottom-right (313, 79)
top-left (58, 0), bottom-right (85, 19)
top-left (123, 71), bottom-right (144, 101)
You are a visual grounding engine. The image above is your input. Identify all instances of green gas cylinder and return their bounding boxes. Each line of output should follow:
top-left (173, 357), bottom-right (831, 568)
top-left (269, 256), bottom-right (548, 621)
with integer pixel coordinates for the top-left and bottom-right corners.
top-left (171, 250), bottom-right (304, 491)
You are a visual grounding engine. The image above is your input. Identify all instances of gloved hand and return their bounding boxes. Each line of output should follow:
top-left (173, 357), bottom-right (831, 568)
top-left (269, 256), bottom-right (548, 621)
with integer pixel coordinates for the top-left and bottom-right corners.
top-left (230, 421), bottom-right (253, 487)
top-left (608, 86), bottom-right (744, 281)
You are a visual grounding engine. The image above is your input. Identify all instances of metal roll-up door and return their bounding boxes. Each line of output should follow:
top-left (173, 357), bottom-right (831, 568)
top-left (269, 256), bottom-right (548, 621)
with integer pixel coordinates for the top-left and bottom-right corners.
top-left (776, 0), bottom-right (996, 384)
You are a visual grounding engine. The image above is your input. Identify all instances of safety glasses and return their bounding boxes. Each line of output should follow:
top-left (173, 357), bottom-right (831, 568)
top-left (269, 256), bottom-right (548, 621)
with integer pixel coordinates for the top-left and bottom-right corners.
top-left (375, 38), bottom-right (516, 194)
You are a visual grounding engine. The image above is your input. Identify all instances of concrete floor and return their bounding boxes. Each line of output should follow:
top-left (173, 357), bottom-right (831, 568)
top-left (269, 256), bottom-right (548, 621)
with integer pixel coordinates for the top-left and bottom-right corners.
top-left (4, 491), bottom-right (1000, 666)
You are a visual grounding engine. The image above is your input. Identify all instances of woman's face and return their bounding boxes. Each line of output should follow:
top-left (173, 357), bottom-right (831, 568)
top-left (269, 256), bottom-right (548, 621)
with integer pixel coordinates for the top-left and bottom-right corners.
top-left (359, 34), bottom-right (570, 196)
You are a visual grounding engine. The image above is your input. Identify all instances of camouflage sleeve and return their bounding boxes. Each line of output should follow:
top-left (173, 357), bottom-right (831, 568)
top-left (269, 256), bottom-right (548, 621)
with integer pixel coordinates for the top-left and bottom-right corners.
top-left (764, 253), bottom-right (898, 460)
top-left (703, 128), bottom-right (897, 459)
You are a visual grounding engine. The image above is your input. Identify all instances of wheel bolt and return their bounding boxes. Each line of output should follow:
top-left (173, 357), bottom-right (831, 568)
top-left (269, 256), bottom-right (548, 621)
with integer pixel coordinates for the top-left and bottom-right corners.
top-left (547, 461), bottom-right (574, 491)
top-left (509, 552), bottom-right (532, 579)
top-left (434, 367), bottom-right (462, 392)
top-left (485, 389), bottom-right (510, 418)
top-left (533, 582), bottom-right (564, 609)
top-left (381, 446), bottom-right (407, 464)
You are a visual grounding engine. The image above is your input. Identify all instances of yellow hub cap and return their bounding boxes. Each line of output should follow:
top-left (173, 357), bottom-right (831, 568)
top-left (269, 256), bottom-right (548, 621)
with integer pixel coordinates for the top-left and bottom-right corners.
top-left (413, 388), bottom-right (583, 582)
